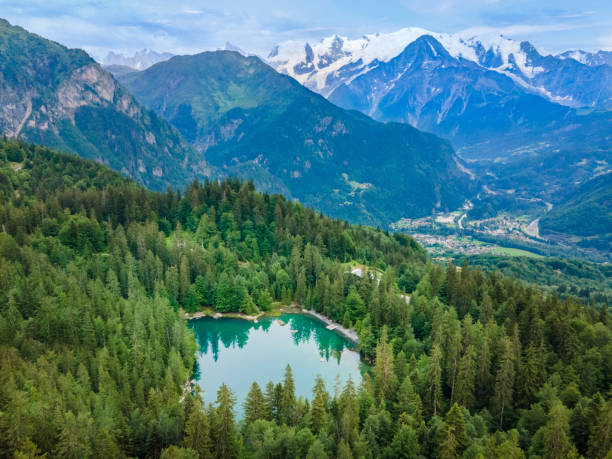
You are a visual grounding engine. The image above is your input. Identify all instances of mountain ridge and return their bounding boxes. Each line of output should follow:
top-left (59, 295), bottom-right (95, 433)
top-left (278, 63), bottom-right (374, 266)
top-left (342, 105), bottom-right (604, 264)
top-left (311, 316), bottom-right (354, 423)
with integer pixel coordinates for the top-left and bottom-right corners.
top-left (118, 50), bottom-right (473, 226)
top-left (269, 29), bottom-right (612, 159)
top-left (0, 18), bottom-right (211, 190)
top-left (269, 27), bottom-right (612, 110)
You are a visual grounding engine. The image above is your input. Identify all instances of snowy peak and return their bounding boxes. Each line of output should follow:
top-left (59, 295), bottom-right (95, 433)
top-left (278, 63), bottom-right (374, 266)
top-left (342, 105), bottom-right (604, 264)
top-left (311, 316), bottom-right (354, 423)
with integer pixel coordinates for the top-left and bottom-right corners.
top-left (557, 49), bottom-right (612, 67)
top-left (268, 28), bottom-right (479, 95)
top-left (101, 49), bottom-right (174, 71)
top-left (269, 29), bottom-right (612, 109)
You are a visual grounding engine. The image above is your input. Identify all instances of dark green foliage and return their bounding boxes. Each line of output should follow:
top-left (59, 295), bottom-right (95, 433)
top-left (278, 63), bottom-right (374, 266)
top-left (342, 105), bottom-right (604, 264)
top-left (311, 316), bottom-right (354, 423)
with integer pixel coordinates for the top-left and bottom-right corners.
top-left (541, 172), bottom-right (612, 249)
top-left (119, 50), bottom-right (472, 226)
top-left (0, 139), bottom-right (610, 458)
top-left (466, 254), bottom-right (612, 306)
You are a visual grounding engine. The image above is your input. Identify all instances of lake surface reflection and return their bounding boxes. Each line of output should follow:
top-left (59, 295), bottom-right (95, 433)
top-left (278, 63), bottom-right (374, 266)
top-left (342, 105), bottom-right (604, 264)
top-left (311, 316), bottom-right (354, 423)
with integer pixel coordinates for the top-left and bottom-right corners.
top-left (189, 313), bottom-right (366, 413)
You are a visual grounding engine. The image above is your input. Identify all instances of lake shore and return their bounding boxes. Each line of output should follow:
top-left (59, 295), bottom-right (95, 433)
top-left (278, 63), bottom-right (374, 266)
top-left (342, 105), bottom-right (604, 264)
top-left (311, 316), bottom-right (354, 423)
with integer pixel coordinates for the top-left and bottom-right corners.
top-left (184, 309), bottom-right (264, 321)
top-left (184, 305), bottom-right (360, 346)
top-left (299, 309), bottom-right (360, 345)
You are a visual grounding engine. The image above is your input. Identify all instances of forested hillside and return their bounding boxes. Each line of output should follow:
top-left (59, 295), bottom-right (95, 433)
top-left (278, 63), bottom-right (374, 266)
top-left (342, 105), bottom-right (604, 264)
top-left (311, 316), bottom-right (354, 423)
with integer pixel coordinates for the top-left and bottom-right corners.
top-left (466, 255), bottom-right (612, 307)
top-left (0, 19), bottom-right (209, 190)
top-left (118, 51), bottom-right (471, 225)
top-left (0, 140), bottom-right (610, 458)
top-left (540, 172), bottom-right (612, 252)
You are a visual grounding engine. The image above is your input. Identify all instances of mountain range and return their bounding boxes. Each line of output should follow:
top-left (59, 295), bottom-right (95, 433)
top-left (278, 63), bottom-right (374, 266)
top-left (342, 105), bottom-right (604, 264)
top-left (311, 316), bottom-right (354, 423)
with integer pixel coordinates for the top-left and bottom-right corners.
top-left (118, 51), bottom-right (472, 225)
top-left (269, 28), bottom-right (612, 110)
top-left (268, 29), bottom-right (612, 159)
top-left (0, 18), bottom-right (609, 249)
top-left (0, 19), bottom-right (473, 226)
top-left (558, 49), bottom-right (612, 67)
top-left (100, 48), bottom-right (174, 71)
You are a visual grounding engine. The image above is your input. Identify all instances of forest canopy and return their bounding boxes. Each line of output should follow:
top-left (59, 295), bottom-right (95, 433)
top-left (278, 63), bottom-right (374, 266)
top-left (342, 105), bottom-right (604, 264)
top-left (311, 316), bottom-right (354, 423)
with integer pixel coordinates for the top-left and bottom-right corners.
top-left (0, 139), bottom-right (610, 458)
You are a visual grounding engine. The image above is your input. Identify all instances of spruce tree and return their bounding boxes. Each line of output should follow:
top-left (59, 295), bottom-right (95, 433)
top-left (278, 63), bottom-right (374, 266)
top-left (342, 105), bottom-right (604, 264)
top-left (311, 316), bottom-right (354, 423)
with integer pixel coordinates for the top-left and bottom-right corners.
top-left (280, 365), bottom-right (296, 426)
top-left (244, 382), bottom-right (267, 425)
top-left (214, 384), bottom-right (237, 459)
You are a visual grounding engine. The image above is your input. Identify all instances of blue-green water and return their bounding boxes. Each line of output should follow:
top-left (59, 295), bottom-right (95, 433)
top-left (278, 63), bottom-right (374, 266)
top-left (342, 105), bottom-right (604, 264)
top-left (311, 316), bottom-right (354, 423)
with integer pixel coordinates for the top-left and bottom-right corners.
top-left (189, 313), bottom-right (366, 412)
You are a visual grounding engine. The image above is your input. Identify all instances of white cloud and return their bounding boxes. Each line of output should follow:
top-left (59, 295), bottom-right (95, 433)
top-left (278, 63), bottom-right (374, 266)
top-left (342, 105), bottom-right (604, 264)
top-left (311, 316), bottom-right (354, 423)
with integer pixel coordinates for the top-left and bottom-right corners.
top-left (2, 0), bottom-right (611, 57)
top-left (598, 35), bottom-right (612, 51)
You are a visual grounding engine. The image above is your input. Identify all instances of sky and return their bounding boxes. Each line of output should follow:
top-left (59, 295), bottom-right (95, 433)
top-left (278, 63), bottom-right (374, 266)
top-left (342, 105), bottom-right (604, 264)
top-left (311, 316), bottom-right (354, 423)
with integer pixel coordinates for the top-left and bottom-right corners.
top-left (3, 0), bottom-right (612, 60)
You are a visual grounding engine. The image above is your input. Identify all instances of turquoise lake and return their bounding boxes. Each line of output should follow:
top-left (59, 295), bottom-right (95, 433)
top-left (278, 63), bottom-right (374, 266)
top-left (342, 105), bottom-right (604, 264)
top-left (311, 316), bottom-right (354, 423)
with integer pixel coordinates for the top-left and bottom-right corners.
top-left (189, 313), bottom-right (367, 413)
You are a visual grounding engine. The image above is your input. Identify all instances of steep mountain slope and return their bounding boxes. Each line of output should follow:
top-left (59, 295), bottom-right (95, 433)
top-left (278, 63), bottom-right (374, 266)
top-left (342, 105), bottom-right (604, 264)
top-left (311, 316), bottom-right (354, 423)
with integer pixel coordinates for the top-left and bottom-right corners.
top-left (540, 172), bottom-right (612, 251)
top-left (270, 28), bottom-right (612, 110)
top-left (269, 29), bottom-right (612, 159)
top-left (327, 35), bottom-right (573, 151)
top-left (119, 51), bottom-right (472, 226)
top-left (0, 18), bottom-right (210, 189)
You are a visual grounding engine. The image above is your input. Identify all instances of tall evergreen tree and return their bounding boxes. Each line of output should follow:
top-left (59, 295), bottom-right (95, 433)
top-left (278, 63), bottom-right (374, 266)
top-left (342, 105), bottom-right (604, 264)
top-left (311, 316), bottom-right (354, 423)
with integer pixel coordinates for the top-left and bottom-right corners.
top-left (244, 382), bottom-right (267, 425)
top-left (214, 384), bottom-right (237, 459)
top-left (280, 365), bottom-right (296, 426)
top-left (426, 344), bottom-right (443, 417)
top-left (495, 337), bottom-right (516, 428)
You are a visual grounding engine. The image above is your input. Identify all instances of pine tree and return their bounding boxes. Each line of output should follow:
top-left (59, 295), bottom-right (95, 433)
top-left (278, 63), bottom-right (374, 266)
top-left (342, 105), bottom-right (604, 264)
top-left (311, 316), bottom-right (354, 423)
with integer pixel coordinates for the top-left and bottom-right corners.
top-left (444, 403), bottom-right (467, 453)
top-left (55, 412), bottom-right (93, 459)
top-left (426, 344), bottom-right (443, 417)
top-left (179, 256), bottom-right (190, 304)
top-left (495, 337), bottom-right (516, 428)
top-left (263, 381), bottom-right (276, 421)
top-left (310, 376), bottom-right (329, 434)
top-left (394, 376), bottom-right (422, 426)
top-left (391, 424), bottom-right (419, 459)
top-left (243, 382), bottom-right (266, 424)
top-left (542, 401), bottom-right (575, 459)
top-left (214, 384), bottom-right (237, 459)
top-left (455, 344), bottom-right (476, 409)
top-left (337, 438), bottom-right (354, 459)
top-left (306, 439), bottom-right (329, 459)
top-left (183, 398), bottom-right (212, 458)
top-left (280, 365), bottom-right (296, 426)
top-left (439, 425), bottom-right (458, 459)
top-left (339, 377), bottom-right (359, 444)
top-left (587, 399), bottom-right (612, 459)
top-left (345, 286), bottom-right (365, 321)
top-left (295, 271), bottom-right (307, 304)
top-left (373, 329), bottom-right (397, 403)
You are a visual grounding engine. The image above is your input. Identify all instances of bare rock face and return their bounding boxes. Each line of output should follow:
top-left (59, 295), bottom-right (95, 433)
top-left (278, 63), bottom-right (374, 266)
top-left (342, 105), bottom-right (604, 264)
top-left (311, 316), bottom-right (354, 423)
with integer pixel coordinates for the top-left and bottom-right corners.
top-left (0, 18), bottom-right (211, 190)
top-left (0, 87), bottom-right (33, 137)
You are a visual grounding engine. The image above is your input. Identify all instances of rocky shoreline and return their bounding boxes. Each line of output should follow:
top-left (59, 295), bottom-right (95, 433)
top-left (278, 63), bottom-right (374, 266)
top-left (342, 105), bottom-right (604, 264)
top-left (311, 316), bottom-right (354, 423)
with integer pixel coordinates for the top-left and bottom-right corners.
top-left (184, 306), bottom-right (360, 345)
top-left (184, 310), bottom-right (264, 322)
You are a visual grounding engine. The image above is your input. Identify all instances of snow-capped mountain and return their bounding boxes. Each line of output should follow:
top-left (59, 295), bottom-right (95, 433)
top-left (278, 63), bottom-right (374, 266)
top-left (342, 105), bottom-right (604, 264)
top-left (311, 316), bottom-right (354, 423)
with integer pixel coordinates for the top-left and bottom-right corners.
top-left (557, 49), bottom-right (612, 67)
top-left (268, 28), bottom-right (612, 110)
top-left (101, 49), bottom-right (174, 70)
top-left (223, 42), bottom-right (247, 56)
top-left (268, 28), bottom-right (612, 158)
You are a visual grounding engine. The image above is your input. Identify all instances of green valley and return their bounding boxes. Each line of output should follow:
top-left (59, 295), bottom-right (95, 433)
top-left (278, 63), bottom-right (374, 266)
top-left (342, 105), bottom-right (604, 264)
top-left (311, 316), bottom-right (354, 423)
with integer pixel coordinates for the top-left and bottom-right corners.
top-left (118, 51), bottom-right (473, 226)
